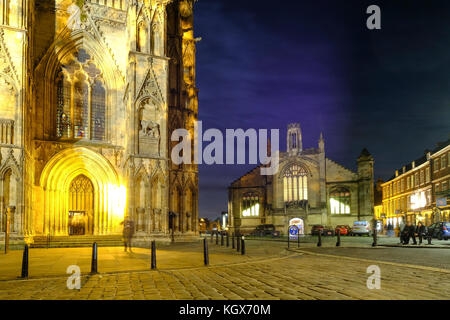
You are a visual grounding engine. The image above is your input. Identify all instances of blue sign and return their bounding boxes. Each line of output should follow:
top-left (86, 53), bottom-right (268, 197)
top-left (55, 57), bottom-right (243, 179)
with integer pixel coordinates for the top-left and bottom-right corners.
top-left (437, 198), bottom-right (447, 208)
top-left (289, 225), bottom-right (299, 239)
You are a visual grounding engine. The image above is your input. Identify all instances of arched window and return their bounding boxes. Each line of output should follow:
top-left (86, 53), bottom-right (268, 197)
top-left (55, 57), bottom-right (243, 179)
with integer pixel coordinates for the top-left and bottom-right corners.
top-left (330, 187), bottom-right (351, 214)
top-left (137, 21), bottom-right (148, 53)
top-left (283, 164), bottom-right (308, 202)
top-left (56, 49), bottom-right (106, 141)
top-left (242, 193), bottom-right (259, 217)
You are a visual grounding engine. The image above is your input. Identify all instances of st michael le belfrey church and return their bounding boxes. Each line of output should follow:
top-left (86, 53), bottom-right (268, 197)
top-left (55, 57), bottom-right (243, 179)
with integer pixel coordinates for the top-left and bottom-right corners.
top-left (0, 0), bottom-right (199, 246)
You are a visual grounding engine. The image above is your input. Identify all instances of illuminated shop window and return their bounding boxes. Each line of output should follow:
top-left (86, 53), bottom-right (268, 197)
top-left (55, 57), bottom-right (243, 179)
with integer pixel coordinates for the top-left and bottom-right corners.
top-left (329, 188), bottom-right (351, 215)
top-left (56, 49), bottom-right (106, 141)
top-left (283, 164), bottom-right (308, 202)
top-left (242, 193), bottom-right (260, 217)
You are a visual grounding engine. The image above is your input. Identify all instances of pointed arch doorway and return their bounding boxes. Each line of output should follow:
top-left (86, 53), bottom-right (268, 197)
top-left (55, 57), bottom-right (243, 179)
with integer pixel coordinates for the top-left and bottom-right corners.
top-left (68, 174), bottom-right (94, 235)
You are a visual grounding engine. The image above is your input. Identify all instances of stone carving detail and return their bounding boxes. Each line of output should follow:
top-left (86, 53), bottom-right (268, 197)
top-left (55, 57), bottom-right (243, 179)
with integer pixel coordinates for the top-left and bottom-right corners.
top-left (138, 100), bottom-right (160, 156)
top-left (67, 2), bottom-right (82, 31)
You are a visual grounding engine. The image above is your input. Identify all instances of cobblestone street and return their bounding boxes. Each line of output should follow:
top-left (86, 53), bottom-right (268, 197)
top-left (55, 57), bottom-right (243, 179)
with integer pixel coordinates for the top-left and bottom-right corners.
top-left (1, 240), bottom-right (449, 300)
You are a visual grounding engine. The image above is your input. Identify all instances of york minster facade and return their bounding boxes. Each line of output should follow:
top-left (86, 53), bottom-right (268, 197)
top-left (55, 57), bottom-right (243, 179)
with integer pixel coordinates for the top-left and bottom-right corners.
top-left (0, 0), bottom-right (199, 244)
top-left (228, 124), bottom-right (375, 235)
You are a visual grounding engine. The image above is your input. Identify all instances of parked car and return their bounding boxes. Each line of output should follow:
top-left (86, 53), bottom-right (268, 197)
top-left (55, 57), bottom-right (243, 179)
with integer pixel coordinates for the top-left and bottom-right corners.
top-left (335, 225), bottom-right (351, 236)
top-left (251, 224), bottom-right (276, 237)
top-left (426, 222), bottom-right (450, 240)
top-left (322, 226), bottom-right (335, 236)
top-left (311, 225), bottom-right (334, 236)
top-left (351, 221), bottom-right (372, 236)
top-left (311, 225), bottom-right (324, 236)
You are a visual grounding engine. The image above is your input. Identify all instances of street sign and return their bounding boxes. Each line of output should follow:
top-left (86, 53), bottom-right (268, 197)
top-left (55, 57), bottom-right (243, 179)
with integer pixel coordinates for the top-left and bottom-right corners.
top-left (437, 198), bottom-right (447, 208)
top-left (289, 225), bottom-right (299, 240)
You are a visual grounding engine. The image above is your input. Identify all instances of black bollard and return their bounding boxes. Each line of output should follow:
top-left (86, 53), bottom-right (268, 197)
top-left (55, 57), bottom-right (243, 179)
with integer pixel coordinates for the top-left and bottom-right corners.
top-left (336, 230), bottom-right (341, 247)
top-left (287, 233), bottom-right (290, 249)
top-left (372, 229), bottom-right (377, 247)
top-left (216, 232), bottom-right (219, 245)
top-left (297, 233), bottom-right (300, 248)
top-left (221, 233), bottom-right (224, 246)
top-left (226, 233), bottom-right (229, 247)
top-left (151, 240), bottom-right (157, 270)
top-left (317, 230), bottom-right (322, 247)
top-left (203, 238), bottom-right (209, 266)
top-left (241, 236), bottom-right (245, 255)
top-left (21, 244), bottom-right (29, 279)
top-left (236, 233), bottom-right (241, 252)
top-left (91, 242), bottom-right (98, 274)
top-left (232, 233), bottom-right (235, 249)
top-left (211, 231), bottom-right (213, 243)
top-left (427, 235), bottom-right (432, 245)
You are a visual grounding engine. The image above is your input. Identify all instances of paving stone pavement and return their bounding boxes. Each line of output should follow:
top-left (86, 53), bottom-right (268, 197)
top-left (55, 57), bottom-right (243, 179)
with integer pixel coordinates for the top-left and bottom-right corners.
top-left (1, 249), bottom-right (449, 300)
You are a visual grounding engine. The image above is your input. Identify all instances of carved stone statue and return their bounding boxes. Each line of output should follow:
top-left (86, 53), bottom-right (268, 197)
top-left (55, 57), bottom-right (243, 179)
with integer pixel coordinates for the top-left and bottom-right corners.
top-left (67, 2), bottom-right (82, 31)
top-left (140, 119), bottom-right (160, 138)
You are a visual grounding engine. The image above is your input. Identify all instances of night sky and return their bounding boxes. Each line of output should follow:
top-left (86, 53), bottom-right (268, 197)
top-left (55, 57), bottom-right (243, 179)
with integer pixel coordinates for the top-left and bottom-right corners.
top-left (193, 0), bottom-right (450, 220)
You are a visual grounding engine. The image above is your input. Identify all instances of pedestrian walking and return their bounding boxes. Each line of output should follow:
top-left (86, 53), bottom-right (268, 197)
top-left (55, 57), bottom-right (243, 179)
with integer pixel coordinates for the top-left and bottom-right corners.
top-left (415, 221), bottom-right (427, 245)
top-left (399, 220), bottom-right (406, 244)
top-left (121, 217), bottom-right (135, 252)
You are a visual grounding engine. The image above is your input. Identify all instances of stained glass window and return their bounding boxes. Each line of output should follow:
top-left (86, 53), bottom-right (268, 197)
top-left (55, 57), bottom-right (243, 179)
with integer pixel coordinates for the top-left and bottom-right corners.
top-left (283, 164), bottom-right (308, 202)
top-left (91, 80), bottom-right (106, 141)
top-left (55, 48), bottom-right (106, 141)
top-left (242, 193), bottom-right (260, 217)
top-left (330, 188), bottom-right (351, 214)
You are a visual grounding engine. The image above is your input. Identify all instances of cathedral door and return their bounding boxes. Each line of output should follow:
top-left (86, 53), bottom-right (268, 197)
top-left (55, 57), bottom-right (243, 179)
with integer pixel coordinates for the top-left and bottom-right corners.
top-left (68, 175), bottom-right (94, 235)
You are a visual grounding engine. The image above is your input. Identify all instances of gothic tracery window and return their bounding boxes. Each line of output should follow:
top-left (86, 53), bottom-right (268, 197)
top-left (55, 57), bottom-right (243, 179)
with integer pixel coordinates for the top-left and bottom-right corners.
top-left (283, 164), bottom-right (308, 202)
top-left (242, 193), bottom-right (259, 217)
top-left (56, 49), bottom-right (106, 141)
top-left (329, 187), bottom-right (351, 215)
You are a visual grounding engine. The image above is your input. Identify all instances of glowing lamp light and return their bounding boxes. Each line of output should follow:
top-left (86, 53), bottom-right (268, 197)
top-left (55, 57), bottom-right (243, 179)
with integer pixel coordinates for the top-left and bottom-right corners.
top-left (411, 192), bottom-right (427, 210)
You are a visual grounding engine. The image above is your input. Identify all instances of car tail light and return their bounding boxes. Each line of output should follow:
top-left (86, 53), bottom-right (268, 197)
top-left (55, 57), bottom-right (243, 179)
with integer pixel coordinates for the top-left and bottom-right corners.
top-left (444, 227), bottom-right (448, 231)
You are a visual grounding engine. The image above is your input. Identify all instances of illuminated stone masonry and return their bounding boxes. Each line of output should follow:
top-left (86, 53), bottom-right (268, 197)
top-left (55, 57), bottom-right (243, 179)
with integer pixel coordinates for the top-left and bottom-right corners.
top-left (0, 0), bottom-right (199, 245)
top-left (228, 124), bottom-right (375, 235)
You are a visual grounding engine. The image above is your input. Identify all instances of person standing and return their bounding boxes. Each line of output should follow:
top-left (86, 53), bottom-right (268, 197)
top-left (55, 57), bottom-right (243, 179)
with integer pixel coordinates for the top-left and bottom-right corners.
top-left (399, 220), bottom-right (406, 244)
top-left (121, 217), bottom-right (135, 252)
top-left (415, 221), bottom-right (427, 245)
top-left (403, 221), bottom-right (417, 245)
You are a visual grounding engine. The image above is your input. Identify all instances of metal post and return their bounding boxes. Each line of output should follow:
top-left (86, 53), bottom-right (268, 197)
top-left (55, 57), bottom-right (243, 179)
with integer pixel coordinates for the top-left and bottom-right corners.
top-left (241, 236), bottom-right (245, 255)
top-left (211, 230), bottom-right (213, 243)
top-left (336, 229), bottom-right (341, 247)
top-left (232, 233), bottom-right (235, 249)
top-left (91, 242), bottom-right (98, 274)
top-left (215, 231), bottom-right (219, 245)
top-left (21, 244), bottom-right (29, 278)
top-left (151, 240), bottom-right (156, 270)
top-left (297, 231), bottom-right (300, 248)
top-left (221, 232), bottom-right (224, 246)
top-left (236, 232), bottom-right (241, 252)
top-left (226, 233), bottom-right (229, 247)
top-left (287, 229), bottom-right (290, 249)
top-left (372, 228), bottom-right (377, 247)
top-left (427, 235), bottom-right (432, 245)
top-left (317, 230), bottom-right (322, 247)
top-left (203, 238), bottom-right (209, 266)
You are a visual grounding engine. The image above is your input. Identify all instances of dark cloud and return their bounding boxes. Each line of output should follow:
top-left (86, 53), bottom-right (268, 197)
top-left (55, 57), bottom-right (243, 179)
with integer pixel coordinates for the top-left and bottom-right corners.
top-left (195, 0), bottom-right (450, 219)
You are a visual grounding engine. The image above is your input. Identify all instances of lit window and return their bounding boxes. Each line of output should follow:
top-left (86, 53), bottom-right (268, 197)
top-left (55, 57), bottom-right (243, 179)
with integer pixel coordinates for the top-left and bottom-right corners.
top-left (434, 159), bottom-right (440, 172)
top-left (283, 164), bottom-right (308, 202)
top-left (56, 49), bottom-right (106, 141)
top-left (426, 168), bottom-right (430, 183)
top-left (442, 155), bottom-right (447, 170)
top-left (242, 194), bottom-right (260, 217)
top-left (329, 188), bottom-right (351, 215)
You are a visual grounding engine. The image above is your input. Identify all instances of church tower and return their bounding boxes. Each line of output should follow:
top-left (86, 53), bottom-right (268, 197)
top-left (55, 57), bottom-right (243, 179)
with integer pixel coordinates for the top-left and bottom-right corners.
top-left (357, 148), bottom-right (375, 220)
top-left (287, 123), bottom-right (302, 155)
